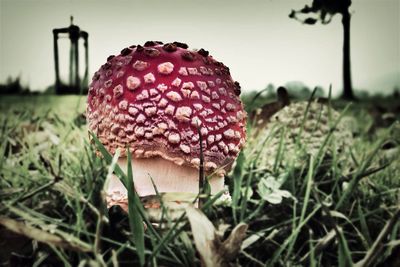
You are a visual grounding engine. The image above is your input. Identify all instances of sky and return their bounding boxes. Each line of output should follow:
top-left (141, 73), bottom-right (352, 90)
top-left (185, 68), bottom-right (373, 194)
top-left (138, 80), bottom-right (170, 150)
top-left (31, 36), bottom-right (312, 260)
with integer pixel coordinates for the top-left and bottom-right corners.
top-left (0, 0), bottom-right (399, 96)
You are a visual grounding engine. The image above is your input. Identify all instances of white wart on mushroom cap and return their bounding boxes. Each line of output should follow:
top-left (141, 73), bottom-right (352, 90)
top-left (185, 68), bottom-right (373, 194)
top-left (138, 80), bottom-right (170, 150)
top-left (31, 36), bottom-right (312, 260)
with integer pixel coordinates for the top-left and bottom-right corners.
top-left (87, 41), bottom-right (247, 175)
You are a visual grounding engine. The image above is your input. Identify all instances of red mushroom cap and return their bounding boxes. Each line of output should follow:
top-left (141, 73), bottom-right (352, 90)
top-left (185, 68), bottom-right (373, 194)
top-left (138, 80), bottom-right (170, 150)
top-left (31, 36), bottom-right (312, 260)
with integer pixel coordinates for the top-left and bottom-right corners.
top-left (87, 41), bottom-right (246, 174)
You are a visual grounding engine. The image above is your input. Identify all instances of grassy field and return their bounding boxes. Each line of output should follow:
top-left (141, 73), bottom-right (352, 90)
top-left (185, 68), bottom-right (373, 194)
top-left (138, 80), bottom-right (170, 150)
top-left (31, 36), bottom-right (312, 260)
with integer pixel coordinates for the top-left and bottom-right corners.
top-left (0, 94), bottom-right (399, 267)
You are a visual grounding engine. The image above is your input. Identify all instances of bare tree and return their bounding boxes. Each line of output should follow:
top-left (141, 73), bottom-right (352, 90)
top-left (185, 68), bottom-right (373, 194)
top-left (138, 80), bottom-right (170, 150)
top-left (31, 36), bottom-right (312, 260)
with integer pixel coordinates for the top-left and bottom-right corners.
top-left (289, 0), bottom-right (355, 100)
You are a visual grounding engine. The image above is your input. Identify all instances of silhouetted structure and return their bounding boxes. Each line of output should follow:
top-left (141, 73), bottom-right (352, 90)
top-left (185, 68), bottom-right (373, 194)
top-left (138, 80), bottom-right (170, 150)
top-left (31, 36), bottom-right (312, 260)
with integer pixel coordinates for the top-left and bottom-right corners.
top-left (0, 76), bottom-right (30, 95)
top-left (53, 16), bottom-right (89, 94)
top-left (289, 0), bottom-right (355, 100)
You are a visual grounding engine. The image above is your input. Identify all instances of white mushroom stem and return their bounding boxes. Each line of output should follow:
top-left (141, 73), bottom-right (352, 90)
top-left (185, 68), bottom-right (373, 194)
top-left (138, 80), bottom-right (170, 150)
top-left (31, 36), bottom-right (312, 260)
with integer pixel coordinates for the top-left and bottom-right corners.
top-left (105, 157), bottom-right (225, 211)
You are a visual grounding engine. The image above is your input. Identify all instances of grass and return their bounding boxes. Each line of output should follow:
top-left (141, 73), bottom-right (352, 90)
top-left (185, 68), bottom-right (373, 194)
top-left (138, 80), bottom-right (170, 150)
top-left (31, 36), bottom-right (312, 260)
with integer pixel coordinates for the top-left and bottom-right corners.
top-left (0, 94), bottom-right (399, 266)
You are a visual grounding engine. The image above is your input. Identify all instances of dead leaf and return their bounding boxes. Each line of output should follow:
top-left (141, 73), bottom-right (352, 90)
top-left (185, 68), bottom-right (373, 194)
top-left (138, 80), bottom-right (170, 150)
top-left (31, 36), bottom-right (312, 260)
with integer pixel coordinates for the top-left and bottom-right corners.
top-left (186, 205), bottom-right (248, 267)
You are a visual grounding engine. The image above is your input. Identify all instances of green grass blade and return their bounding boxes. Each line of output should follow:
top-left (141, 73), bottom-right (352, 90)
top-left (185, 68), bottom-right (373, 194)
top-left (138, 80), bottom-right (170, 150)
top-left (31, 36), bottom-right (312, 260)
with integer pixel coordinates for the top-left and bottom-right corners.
top-left (232, 151), bottom-right (245, 224)
top-left (125, 148), bottom-right (145, 266)
top-left (239, 163), bottom-right (254, 222)
top-left (336, 139), bottom-right (385, 210)
top-left (357, 203), bottom-right (372, 247)
top-left (337, 227), bottom-right (354, 267)
top-left (285, 156), bottom-right (314, 261)
top-left (89, 132), bottom-right (128, 189)
top-left (267, 204), bottom-right (321, 266)
top-left (309, 230), bottom-right (316, 267)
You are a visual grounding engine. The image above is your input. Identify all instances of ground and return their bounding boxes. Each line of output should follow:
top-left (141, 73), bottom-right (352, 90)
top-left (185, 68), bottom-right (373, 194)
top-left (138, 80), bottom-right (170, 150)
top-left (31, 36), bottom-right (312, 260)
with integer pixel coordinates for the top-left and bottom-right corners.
top-left (0, 94), bottom-right (399, 267)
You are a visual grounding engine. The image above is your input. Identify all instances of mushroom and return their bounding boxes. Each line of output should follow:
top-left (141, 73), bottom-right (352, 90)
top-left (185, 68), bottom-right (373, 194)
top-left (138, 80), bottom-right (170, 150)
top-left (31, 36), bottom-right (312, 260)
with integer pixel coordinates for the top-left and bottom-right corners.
top-left (87, 41), bottom-right (246, 214)
top-left (255, 100), bottom-right (353, 171)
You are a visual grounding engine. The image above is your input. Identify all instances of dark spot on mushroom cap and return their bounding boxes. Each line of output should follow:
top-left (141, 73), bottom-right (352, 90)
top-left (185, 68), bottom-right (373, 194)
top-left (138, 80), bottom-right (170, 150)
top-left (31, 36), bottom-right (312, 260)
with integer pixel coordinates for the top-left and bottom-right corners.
top-left (198, 48), bottom-right (209, 57)
top-left (107, 55), bottom-right (115, 61)
top-left (144, 41), bottom-right (164, 47)
top-left (129, 45), bottom-right (137, 49)
top-left (173, 41), bottom-right (188, 49)
top-left (136, 45), bottom-right (144, 52)
top-left (222, 66), bottom-right (230, 75)
top-left (144, 41), bottom-right (157, 47)
top-left (120, 48), bottom-right (132, 56)
top-left (93, 72), bottom-right (100, 81)
top-left (234, 81), bottom-right (241, 96)
top-left (182, 51), bottom-right (195, 61)
top-left (163, 43), bottom-right (177, 52)
top-left (103, 62), bottom-right (112, 69)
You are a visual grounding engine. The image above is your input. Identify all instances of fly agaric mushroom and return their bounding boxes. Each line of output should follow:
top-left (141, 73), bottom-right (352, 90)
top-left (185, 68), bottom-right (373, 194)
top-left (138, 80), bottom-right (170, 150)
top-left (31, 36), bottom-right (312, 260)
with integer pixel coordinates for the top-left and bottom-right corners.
top-left (87, 41), bottom-right (246, 212)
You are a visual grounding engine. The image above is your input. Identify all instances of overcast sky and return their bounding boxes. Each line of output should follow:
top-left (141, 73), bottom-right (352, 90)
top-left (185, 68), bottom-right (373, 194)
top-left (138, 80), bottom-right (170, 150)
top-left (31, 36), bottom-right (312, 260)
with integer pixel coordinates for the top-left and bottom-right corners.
top-left (0, 0), bottom-right (399, 95)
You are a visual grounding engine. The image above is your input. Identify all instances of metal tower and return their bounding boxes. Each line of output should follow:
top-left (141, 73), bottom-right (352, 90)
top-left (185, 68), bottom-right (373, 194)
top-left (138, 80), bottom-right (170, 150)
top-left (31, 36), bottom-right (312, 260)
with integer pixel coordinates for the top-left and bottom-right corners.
top-left (53, 16), bottom-right (89, 94)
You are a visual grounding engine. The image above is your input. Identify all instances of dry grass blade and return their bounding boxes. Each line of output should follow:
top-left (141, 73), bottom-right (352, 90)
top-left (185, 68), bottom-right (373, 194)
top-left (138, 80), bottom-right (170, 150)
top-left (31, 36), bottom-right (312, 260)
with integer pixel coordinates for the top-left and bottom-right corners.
top-left (0, 216), bottom-right (92, 253)
top-left (300, 229), bottom-right (336, 263)
top-left (355, 205), bottom-right (400, 267)
top-left (312, 187), bottom-right (354, 266)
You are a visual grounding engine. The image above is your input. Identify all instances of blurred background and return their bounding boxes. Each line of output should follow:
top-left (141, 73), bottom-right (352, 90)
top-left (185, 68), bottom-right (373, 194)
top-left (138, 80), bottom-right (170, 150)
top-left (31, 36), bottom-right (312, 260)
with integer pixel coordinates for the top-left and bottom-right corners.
top-left (0, 0), bottom-right (399, 98)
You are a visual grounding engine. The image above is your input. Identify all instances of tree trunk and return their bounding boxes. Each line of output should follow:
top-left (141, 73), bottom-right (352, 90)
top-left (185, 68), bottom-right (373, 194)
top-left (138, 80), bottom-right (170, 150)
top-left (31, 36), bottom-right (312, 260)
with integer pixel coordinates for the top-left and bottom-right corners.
top-left (341, 11), bottom-right (355, 100)
top-left (53, 30), bottom-right (60, 94)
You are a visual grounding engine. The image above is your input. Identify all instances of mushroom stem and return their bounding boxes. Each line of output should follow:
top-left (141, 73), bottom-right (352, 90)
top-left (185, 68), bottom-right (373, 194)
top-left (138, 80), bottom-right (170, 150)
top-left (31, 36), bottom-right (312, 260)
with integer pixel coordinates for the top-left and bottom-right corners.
top-left (105, 157), bottom-right (225, 212)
